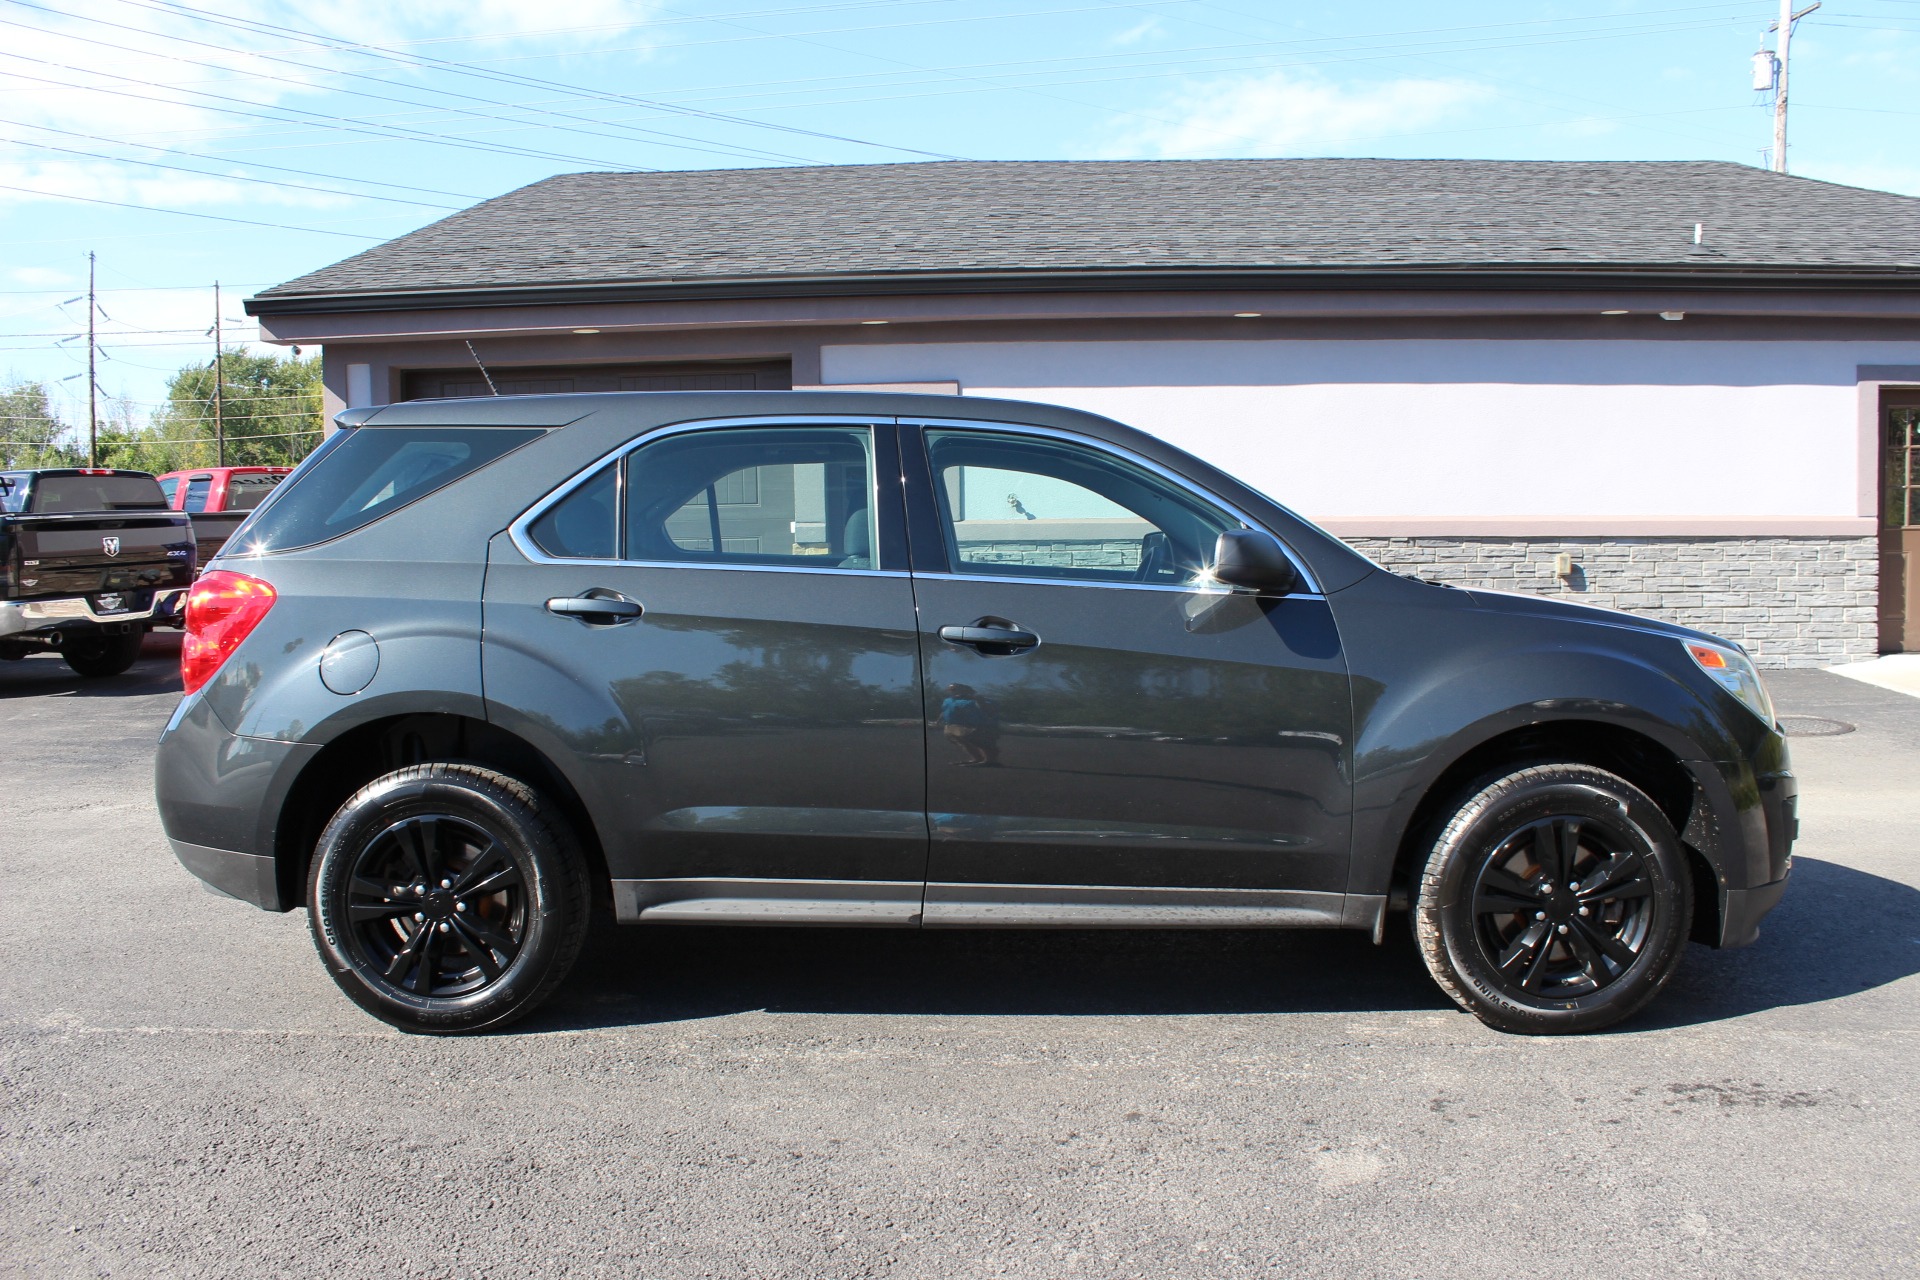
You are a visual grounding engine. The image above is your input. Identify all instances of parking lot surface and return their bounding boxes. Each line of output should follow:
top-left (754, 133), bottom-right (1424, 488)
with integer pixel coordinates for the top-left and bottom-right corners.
top-left (3, 640), bottom-right (1917, 1279)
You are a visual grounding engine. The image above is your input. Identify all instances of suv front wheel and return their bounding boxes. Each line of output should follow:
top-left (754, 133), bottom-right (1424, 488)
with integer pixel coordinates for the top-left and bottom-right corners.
top-left (308, 763), bottom-right (589, 1034)
top-left (1412, 763), bottom-right (1692, 1035)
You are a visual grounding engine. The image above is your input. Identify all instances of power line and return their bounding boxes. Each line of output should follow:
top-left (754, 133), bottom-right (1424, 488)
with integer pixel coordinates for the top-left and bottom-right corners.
top-left (3, 3), bottom-right (829, 169)
top-left (125, 0), bottom-right (970, 160)
top-left (0, 132), bottom-right (469, 211)
top-left (0, 182), bottom-right (388, 239)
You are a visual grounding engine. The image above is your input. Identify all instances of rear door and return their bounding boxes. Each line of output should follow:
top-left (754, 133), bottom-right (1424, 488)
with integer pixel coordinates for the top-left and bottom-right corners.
top-left (481, 418), bottom-right (928, 924)
top-left (901, 420), bottom-right (1354, 925)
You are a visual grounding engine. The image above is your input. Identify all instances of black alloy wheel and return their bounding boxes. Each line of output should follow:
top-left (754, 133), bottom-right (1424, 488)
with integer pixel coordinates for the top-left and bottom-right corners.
top-left (308, 763), bottom-right (588, 1034)
top-left (1469, 814), bottom-right (1654, 999)
top-left (1413, 763), bottom-right (1692, 1035)
top-left (343, 813), bottom-right (527, 999)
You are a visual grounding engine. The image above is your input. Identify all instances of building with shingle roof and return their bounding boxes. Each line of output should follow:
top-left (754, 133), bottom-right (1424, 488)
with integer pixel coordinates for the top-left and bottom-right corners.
top-left (247, 159), bottom-right (1920, 662)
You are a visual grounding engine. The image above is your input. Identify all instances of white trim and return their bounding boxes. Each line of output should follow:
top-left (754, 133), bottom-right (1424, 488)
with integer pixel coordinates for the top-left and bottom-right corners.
top-left (1317, 517), bottom-right (1877, 537)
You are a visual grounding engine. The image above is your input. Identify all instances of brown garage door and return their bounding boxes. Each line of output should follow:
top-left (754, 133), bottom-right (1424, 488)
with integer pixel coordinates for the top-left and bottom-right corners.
top-left (401, 359), bottom-right (791, 401)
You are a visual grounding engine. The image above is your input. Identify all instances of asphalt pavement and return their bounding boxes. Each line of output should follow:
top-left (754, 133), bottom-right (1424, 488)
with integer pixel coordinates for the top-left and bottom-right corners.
top-left (2, 638), bottom-right (1917, 1279)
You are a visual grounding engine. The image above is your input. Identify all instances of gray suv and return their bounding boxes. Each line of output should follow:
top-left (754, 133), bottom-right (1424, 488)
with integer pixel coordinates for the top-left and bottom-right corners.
top-left (155, 392), bottom-right (1795, 1035)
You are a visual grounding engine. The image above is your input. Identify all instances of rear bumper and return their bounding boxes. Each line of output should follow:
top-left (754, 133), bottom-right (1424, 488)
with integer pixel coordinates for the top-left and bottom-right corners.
top-left (170, 838), bottom-right (281, 909)
top-left (0, 594), bottom-right (157, 639)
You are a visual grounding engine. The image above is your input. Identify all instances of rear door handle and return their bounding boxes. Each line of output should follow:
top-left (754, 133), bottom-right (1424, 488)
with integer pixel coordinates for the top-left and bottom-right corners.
top-left (939, 623), bottom-right (1039, 650)
top-left (545, 594), bottom-right (643, 625)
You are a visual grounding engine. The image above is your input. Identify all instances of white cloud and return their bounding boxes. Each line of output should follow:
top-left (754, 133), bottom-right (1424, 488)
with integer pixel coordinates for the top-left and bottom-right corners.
top-left (4, 266), bottom-right (73, 288)
top-left (1108, 17), bottom-right (1165, 48)
top-left (0, 1), bottom-right (663, 213)
top-left (1108, 69), bottom-right (1494, 158)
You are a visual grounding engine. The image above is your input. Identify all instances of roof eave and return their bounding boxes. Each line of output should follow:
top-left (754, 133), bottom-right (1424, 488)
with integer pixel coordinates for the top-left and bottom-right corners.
top-left (244, 263), bottom-right (1920, 316)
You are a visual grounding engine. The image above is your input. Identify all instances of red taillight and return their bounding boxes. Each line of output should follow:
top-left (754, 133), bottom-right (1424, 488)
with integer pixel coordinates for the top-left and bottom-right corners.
top-left (181, 570), bottom-right (276, 695)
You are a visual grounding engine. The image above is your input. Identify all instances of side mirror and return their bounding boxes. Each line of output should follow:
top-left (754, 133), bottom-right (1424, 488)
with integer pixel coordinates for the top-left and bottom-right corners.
top-left (1211, 529), bottom-right (1301, 595)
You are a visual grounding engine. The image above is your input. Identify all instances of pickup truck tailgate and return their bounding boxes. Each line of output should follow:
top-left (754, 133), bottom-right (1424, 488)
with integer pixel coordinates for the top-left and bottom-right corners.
top-left (3, 513), bottom-right (194, 600)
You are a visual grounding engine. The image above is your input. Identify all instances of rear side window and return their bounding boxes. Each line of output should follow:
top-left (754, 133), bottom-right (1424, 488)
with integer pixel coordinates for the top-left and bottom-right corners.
top-left (225, 472), bottom-right (284, 510)
top-left (31, 474), bottom-right (169, 513)
top-left (238, 426), bottom-right (541, 552)
top-left (183, 476), bottom-right (213, 512)
top-left (157, 476), bottom-right (180, 506)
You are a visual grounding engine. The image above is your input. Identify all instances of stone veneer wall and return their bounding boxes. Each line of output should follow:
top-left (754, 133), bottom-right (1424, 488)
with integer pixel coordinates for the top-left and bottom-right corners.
top-left (1345, 536), bottom-right (1877, 668)
top-left (953, 535), bottom-right (1876, 668)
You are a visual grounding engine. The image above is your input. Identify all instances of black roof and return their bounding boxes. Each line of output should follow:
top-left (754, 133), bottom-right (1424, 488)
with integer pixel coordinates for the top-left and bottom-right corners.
top-left (251, 158), bottom-right (1920, 313)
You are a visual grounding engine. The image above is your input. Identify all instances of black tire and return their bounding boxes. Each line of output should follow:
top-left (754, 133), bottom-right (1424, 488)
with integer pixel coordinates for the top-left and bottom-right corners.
top-left (307, 763), bottom-right (589, 1035)
top-left (1412, 763), bottom-right (1693, 1035)
top-left (61, 630), bottom-right (145, 678)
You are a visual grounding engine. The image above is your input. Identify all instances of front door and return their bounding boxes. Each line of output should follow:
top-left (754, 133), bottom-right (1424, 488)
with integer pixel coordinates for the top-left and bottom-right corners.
top-left (1884, 396), bottom-right (1920, 653)
top-left (902, 423), bottom-right (1354, 925)
top-left (482, 420), bottom-right (927, 923)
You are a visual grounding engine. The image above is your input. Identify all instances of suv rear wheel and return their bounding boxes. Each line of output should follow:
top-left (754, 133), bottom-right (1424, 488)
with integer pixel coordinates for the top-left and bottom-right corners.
top-left (1412, 763), bottom-right (1692, 1035)
top-left (307, 763), bottom-right (589, 1034)
top-left (61, 630), bottom-right (145, 678)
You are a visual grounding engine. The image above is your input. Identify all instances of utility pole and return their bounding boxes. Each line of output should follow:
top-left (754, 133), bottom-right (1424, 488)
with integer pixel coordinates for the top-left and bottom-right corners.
top-left (86, 251), bottom-right (97, 468)
top-left (212, 280), bottom-right (224, 467)
top-left (1768, 1), bottom-right (1820, 174)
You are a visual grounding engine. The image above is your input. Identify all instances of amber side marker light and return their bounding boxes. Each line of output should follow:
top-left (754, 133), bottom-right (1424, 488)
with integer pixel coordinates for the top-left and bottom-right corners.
top-left (1683, 639), bottom-right (1775, 726)
top-left (182, 570), bottom-right (277, 695)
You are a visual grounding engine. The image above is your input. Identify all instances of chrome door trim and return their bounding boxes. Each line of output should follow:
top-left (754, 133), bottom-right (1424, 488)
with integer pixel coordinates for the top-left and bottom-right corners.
top-left (613, 876), bottom-right (924, 926)
top-left (921, 882), bottom-right (1363, 928)
top-left (507, 414), bottom-right (894, 572)
top-left (897, 415), bottom-right (1324, 595)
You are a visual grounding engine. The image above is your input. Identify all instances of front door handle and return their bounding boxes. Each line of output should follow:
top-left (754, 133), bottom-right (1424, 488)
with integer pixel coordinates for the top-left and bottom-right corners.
top-left (545, 594), bottom-right (643, 625)
top-left (939, 622), bottom-right (1039, 652)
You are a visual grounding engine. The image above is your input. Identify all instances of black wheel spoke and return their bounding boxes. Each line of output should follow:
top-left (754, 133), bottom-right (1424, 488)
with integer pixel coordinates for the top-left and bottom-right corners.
top-left (1475, 868), bottom-right (1538, 916)
top-left (448, 917), bottom-right (504, 981)
top-left (1496, 921), bottom-right (1549, 977)
top-left (410, 927), bottom-right (440, 995)
top-left (1560, 921), bottom-right (1606, 985)
top-left (383, 922), bottom-right (430, 981)
top-left (1520, 928), bottom-right (1559, 992)
top-left (349, 899), bottom-right (413, 923)
top-left (453, 842), bottom-right (519, 897)
top-left (1577, 855), bottom-right (1651, 902)
top-left (455, 916), bottom-right (516, 955)
top-left (1531, 822), bottom-right (1564, 884)
top-left (405, 817), bottom-right (443, 881)
top-left (1571, 915), bottom-right (1639, 968)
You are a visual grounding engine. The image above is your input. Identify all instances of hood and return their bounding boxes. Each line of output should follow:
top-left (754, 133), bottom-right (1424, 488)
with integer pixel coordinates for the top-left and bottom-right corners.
top-left (1463, 586), bottom-right (1730, 649)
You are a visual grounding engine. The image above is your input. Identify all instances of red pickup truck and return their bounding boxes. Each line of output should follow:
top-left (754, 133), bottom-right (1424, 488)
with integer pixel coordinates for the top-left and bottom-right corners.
top-left (156, 466), bottom-right (291, 566)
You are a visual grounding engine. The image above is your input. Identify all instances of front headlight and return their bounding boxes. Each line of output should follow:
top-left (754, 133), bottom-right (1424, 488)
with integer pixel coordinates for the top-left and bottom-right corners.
top-left (1684, 640), bottom-right (1775, 727)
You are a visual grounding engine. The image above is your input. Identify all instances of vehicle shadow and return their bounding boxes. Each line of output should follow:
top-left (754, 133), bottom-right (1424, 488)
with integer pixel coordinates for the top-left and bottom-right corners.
top-left (0, 649), bottom-right (182, 698)
top-left (525, 856), bottom-right (1917, 1034)
top-left (1637, 855), bottom-right (1920, 1030)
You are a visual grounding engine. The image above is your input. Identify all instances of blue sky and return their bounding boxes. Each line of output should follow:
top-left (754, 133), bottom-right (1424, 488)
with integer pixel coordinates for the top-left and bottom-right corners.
top-left (4, 0), bottom-right (1920, 421)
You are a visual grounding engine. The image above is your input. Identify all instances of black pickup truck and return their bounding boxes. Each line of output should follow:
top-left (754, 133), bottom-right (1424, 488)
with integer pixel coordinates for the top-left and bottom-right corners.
top-left (0, 468), bottom-right (195, 676)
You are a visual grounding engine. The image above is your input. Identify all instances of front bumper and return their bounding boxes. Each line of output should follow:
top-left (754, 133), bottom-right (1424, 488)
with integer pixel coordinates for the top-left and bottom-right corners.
top-left (170, 838), bottom-right (280, 908)
top-left (0, 593), bottom-right (157, 639)
top-left (1720, 875), bottom-right (1790, 950)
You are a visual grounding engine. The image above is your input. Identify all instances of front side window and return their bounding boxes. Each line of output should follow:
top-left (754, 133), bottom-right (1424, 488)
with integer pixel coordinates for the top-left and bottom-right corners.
top-left (924, 429), bottom-right (1238, 584)
top-left (625, 426), bottom-right (877, 570)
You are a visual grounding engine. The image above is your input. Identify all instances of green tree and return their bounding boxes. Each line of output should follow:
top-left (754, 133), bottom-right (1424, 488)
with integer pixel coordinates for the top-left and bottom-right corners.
top-left (0, 378), bottom-right (79, 468)
top-left (139, 347), bottom-right (324, 471)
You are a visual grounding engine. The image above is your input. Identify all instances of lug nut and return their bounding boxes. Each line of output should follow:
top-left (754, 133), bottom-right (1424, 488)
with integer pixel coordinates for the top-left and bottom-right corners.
top-left (1540, 883), bottom-right (1553, 894)
top-left (392, 886), bottom-right (404, 897)
top-left (1535, 911), bottom-right (1547, 920)
top-left (438, 921), bottom-right (450, 933)
top-left (1556, 924), bottom-right (1569, 935)
top-left (440, 879), bottom-right (451, 889)
top-left (1578, 906), bottom-right (1590, 917)
top-left (454, 902), bottom-right (466, 913)
top-left (413, 911), bottom-right (424, 922)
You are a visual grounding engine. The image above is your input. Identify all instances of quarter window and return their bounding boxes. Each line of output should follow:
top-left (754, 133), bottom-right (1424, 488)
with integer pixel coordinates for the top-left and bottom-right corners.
top-left (924, 429), bottom-right (1239, 584)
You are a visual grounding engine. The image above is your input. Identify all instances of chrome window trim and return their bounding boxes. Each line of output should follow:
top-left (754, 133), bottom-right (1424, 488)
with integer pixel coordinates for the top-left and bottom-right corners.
top-left (910, 570), bottom-right (1324, 601)
top-left (508, 415), bottom-right (892, 573)
top-left (899, 415), bottom-right (1324, 595)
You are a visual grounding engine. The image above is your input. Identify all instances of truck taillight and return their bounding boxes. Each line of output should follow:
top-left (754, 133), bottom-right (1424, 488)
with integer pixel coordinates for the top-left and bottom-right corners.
top-left (182, 570), bottom-right (276, 695)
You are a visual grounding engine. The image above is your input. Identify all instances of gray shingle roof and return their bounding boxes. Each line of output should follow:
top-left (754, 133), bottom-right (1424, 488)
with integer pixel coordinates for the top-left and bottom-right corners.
top-left (253, 159), bottom-right (1920, 305)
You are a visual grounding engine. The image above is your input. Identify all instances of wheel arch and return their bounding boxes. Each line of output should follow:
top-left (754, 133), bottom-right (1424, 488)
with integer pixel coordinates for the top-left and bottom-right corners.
top-left (1380, 718), bottom-right (1724, 947)
top-left (271, 712), bottom-right (609, 914)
